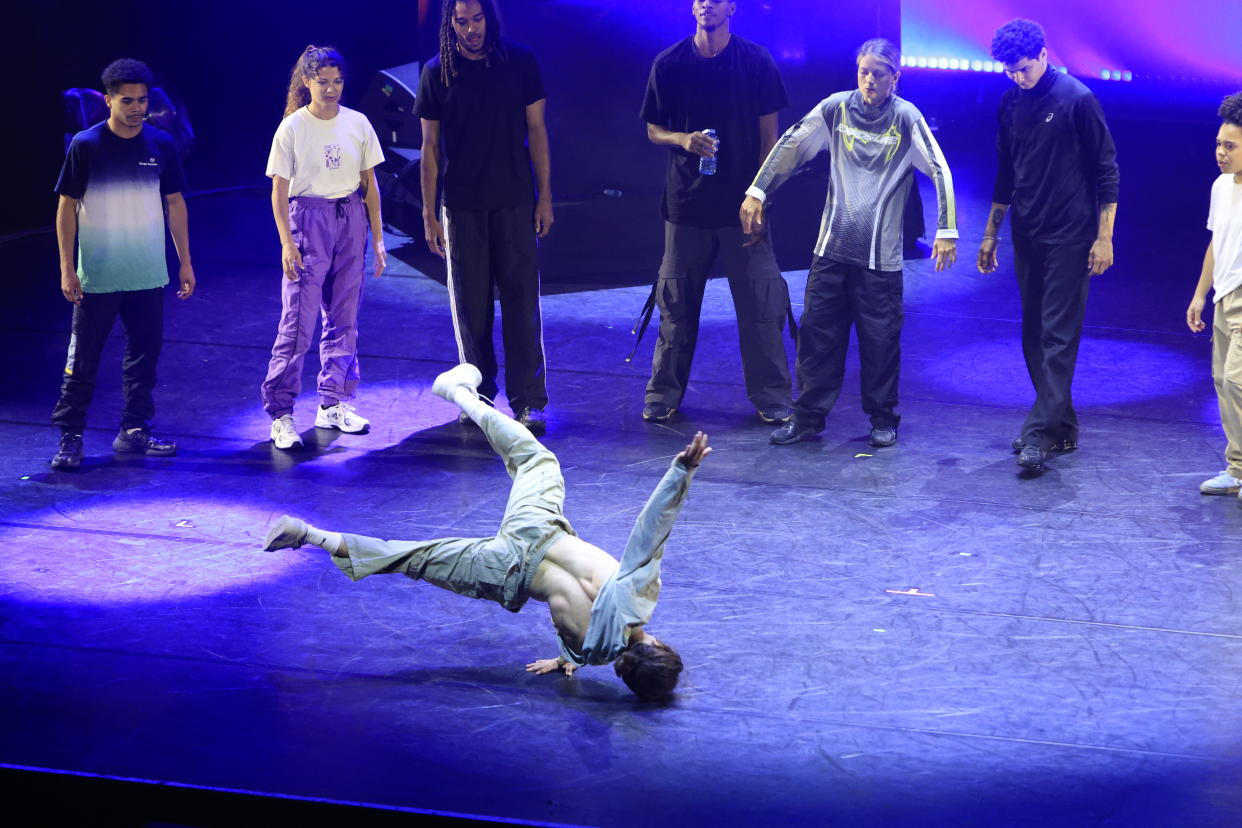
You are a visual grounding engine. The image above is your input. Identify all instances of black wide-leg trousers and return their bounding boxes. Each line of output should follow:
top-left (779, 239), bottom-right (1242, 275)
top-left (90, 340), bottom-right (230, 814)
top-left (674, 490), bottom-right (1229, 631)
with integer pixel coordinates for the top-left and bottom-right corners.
top-left (1012, 234), bottom-right (1093, 450)
top-left (793, 255), bottom-right (902, 430)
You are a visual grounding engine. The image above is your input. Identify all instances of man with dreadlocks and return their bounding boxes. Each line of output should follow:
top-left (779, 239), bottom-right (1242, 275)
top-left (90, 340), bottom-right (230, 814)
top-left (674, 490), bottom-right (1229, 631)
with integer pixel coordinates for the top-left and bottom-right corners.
top-left (416, 0), bottom-right (553, 434)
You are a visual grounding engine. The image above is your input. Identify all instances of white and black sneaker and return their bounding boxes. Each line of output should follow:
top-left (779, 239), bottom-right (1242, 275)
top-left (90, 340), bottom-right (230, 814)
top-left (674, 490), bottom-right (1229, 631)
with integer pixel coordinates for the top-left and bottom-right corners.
top-left (315, 403), bottom-right (369, 434)
top-left (270, 415), bottom-right (303, 449)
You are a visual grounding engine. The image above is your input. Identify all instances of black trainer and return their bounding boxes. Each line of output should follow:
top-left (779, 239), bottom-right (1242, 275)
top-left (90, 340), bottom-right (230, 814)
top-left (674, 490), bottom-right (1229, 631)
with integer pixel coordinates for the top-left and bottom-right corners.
top-left (51, 433), bottom-right (84, 470)
top-left (642, 402), bottom-right (677, 423)
top-left (770, 421), bottom-right (821, 445)
top-left (516, 407), bottom-right (547, 435)
top-left (1016, 443), bottom-right (1046, 472)
top-left (757, 405), bottom-right (793, 425)
top-left (112, 428), bottom-right (177, 456)
top-left (1012, 437), bottom-right (1077, 453)
top-left (869, 425), bottom-right (898, 448)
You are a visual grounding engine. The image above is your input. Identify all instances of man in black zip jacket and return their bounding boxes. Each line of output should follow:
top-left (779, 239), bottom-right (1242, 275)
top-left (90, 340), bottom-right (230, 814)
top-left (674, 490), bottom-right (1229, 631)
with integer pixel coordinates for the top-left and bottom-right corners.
top-left (977, 19), bottom-right (1119, 473)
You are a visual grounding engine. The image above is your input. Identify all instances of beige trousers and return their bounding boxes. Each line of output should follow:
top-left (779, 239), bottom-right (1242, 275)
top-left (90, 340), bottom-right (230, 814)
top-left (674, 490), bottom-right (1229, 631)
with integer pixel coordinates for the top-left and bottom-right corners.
top-left (1212, 286), bottom-right (1242, 478)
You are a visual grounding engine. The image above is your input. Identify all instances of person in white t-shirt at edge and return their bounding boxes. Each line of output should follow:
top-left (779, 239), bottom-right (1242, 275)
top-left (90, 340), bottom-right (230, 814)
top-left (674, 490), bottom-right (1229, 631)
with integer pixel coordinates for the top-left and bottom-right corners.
top-left (1188, 92), bottom-right (1242, 501)
top-left (261, 45), bottom-right (386, 449)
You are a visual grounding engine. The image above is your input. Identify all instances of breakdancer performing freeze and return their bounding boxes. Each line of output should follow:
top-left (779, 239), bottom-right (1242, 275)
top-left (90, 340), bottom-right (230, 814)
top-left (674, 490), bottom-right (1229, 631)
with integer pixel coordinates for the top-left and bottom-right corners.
top-left (263, 364), bottom-right (707, 700)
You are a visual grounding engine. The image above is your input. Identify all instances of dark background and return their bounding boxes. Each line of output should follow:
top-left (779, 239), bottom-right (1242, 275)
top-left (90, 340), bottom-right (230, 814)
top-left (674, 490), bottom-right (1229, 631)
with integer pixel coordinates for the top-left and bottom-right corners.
top-left (6, 0), bottom-right (901, 282)
top-left (4, 0), bottom-right (1232, 288)
top-left (5, 0), bottom-right (419, 236)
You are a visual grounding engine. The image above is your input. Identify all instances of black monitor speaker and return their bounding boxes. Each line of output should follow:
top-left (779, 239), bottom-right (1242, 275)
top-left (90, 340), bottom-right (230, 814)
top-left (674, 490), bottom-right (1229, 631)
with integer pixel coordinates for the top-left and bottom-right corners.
top-left (358, 62), bottom-right (422, 148)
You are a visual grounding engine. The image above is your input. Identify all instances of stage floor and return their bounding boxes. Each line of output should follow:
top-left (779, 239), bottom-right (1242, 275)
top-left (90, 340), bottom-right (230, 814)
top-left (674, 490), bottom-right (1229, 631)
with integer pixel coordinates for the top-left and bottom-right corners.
top-left (2, 184), bottom-right (1241, 827)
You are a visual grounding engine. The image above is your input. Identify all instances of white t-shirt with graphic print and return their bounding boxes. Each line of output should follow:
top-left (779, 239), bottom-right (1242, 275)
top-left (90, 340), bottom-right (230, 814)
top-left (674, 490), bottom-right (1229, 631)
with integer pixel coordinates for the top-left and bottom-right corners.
top-left (1208, 173), bottom-right (1242, 303)
top-left (266, 106), bottom-right (384, 199)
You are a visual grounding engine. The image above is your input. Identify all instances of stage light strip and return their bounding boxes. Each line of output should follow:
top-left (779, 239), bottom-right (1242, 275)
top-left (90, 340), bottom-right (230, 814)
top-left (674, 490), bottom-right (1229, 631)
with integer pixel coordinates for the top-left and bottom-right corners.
top-left (901, 56), bottom-right (1133, 82)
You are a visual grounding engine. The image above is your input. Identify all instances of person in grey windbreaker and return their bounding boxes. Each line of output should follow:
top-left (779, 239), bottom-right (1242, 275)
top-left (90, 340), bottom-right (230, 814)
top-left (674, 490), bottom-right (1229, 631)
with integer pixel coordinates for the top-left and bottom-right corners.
top-left (262, 363), bottom-right (709, 702)
top-left (741, 38), bottom-right (958, 449)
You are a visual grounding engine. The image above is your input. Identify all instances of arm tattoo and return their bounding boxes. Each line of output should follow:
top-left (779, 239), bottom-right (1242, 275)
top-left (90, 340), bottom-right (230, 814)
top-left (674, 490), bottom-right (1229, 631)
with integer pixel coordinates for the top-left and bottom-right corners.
top-left (988, 207), bottom-right (1005, 230)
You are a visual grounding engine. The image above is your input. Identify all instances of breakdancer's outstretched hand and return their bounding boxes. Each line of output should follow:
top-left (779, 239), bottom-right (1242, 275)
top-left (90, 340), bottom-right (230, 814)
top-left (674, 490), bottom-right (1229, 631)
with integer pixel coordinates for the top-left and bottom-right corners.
top-left (676, 431), bottom-right (712, 468)
top-left (526, 657), bottom-right (576, 676)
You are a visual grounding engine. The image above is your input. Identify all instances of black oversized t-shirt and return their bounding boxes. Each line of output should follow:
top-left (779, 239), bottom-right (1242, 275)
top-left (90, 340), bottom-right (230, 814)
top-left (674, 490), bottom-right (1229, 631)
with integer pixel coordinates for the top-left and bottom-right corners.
top-left (641, 34), bottom-right (788, 228)
top-left (415, 40), bottom-right (545, 211)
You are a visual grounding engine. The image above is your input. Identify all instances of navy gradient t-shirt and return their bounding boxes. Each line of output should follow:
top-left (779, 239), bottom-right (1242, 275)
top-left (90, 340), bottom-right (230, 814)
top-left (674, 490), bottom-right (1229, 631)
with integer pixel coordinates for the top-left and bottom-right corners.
top-left (55, 121), bottom-right (185, 293)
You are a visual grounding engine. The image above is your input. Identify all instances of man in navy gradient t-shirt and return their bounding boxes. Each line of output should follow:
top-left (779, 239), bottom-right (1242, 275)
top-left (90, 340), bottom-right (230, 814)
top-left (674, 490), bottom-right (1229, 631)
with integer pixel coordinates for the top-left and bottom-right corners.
top-left (50, 58), bottom-right (195, 470)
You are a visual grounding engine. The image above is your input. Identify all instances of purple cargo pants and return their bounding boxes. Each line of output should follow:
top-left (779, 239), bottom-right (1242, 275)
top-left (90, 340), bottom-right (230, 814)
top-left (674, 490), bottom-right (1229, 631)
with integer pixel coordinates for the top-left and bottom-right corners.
top-left (261, 193), bottom-right (368, 419)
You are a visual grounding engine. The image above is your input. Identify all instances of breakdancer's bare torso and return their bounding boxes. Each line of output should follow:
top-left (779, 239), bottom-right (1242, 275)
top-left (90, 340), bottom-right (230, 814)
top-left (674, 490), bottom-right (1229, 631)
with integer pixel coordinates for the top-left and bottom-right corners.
top-left (523, 432), bottom-right (709, 675)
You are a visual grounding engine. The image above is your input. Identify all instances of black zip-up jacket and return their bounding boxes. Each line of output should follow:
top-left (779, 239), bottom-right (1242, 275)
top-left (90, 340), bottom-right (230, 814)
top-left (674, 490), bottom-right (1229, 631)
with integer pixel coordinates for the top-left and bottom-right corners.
top-left (992, 68), bottom-right (1119, 245)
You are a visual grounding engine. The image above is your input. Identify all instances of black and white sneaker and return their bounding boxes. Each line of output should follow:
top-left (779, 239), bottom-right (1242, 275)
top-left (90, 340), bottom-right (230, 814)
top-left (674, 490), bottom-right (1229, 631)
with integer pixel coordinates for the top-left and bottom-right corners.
top-left (516, 407), bottom-right (547, 435)
top-left (51, 433), bottom-right (84, 470)
top-left (1016, 443), bottom-right (1046, 472)
top-left (112, 428), bottom-right (177, 456)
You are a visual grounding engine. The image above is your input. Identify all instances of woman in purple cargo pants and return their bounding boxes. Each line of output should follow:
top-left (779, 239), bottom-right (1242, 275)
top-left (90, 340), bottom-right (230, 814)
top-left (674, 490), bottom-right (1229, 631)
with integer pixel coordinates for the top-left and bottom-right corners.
top-left (261, 44), bottom-right (386, 450)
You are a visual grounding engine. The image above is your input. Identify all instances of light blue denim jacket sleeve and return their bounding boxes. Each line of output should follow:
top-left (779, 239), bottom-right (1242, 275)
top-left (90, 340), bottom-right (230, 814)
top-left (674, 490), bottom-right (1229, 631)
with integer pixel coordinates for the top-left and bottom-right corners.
top-left (558, 458), bottom-right (698, 666)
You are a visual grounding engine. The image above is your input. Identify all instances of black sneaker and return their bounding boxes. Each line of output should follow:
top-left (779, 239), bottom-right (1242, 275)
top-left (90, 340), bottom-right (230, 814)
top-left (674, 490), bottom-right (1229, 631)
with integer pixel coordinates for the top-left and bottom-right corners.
top-left (770, 421), bottom-right (821, 445)
top-left (112, 428), bottom-right (177, 457)
top-left (869, 425), bottom-right (898, 448)
top-left (642, 402), bottom-right (677, 423)
top-left (1012, 437), bottom-right (1077, 453)
top-left (516, 407), bottom-right (547, 435)
top-left (1016, 443), bottom-right (1046, 472)
top-left (51, 433), bottom-right (84, 470)
top-left (757, 405), bottom-right (793, 425)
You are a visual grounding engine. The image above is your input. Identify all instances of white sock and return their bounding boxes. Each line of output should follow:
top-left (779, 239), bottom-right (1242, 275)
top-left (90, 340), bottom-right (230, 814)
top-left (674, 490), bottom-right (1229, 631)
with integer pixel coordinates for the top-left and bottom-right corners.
top-left (305, 525), bottom-right (344, 555)
top-left (452, 387), bottom-right (490, 425)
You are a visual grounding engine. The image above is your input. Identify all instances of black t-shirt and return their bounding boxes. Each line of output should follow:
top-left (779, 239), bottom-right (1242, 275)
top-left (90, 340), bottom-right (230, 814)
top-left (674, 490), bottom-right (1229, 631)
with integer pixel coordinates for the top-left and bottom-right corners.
top-left (641, 34), bottom-right (788, 228)
top-left (416, 40), bottom-right (546, 211)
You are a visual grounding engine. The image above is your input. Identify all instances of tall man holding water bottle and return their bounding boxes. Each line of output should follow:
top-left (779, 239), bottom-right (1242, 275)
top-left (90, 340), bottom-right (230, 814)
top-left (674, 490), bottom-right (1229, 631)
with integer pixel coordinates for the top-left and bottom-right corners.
top-left (639, 0), bottom-right (794, 424)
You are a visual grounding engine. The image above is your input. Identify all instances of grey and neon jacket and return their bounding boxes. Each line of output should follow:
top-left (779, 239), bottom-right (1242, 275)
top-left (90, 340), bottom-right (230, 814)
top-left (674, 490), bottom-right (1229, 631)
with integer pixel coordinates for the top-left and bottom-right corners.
top-left (748, 90), bottom-right (957, 272)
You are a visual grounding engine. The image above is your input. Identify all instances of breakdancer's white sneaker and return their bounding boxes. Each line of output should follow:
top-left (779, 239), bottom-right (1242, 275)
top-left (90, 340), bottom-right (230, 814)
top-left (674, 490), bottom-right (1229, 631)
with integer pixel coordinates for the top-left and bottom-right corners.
top-left (432, 363), bottom-right (483, 402)
top-left (270, 415), bottom-right (303, 449)
top-left (315, 403), bottom-right (370, 433)
top-left (263, 515), bottom-right (309, 551)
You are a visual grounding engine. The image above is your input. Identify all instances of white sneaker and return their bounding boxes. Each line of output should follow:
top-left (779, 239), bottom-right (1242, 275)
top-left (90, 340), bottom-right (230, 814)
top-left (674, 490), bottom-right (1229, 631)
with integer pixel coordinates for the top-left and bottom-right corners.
top-left (315, 402), bottom-right (370, 433)
top-left (432, 363), bottom-right (483, 402)
top-left (1199, 470), bottom-right (1242, 495)
top-left (270, 415), bottom-right (302, 449)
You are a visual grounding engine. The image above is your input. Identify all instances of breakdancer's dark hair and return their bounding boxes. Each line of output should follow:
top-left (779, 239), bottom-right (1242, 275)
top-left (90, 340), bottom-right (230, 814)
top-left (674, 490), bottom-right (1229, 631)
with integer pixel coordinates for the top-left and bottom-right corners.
top-left (102, 58), bottom-right (154, 95)
top-left (614, 638), bottom-right (684, 702)
top-left (1220, 93), bottom-right (1242, 127)
top-left (990, 19), bottom-right (1046, 65)
top-left (284, 45), bottom-right (347, 118)
top-left (439, 0), bottom-right (506, 87)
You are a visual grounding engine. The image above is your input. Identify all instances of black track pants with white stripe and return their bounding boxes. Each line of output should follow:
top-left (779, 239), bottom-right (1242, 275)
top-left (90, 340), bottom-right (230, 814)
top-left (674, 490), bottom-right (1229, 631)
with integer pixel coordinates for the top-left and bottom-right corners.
top-left (442, 205), bottom-right (548, 412)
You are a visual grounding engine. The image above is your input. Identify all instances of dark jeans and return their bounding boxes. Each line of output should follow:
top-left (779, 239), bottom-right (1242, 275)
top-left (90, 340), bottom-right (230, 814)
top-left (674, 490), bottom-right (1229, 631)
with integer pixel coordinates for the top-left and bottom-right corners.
top-left (442, 205), bottom-right (548, 412)
top-left (51, 286), bottom-right (165, 434)
top-left (645, 221), bottom-right (792, 410)
top-left (793, 255), bottom-right (902, 430)
top-left (1013, 235), bottom-right (1094, 450)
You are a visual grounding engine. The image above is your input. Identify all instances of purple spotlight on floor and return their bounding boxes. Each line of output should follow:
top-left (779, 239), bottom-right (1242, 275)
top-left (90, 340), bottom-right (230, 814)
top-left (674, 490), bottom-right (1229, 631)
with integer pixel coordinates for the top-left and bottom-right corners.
top-left (922, 337), bottom-right (1202, 409)
top-left (223, 378), bottom-right (465, 467)
top-left (0, 496), bottom-right (306, 605)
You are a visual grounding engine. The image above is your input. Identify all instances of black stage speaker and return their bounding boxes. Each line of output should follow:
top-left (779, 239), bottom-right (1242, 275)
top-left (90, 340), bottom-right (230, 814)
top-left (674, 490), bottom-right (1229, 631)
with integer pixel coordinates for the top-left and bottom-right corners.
top-left (360, 62), bottom-right (426, 238)
top-left (358, 61), bottom-right (422, 148)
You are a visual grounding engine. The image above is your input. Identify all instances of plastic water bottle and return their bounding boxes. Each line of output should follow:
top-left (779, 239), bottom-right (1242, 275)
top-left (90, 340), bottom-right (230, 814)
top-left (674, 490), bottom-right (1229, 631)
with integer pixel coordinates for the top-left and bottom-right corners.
top-left (699, 129), bottom-right (718, 175)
